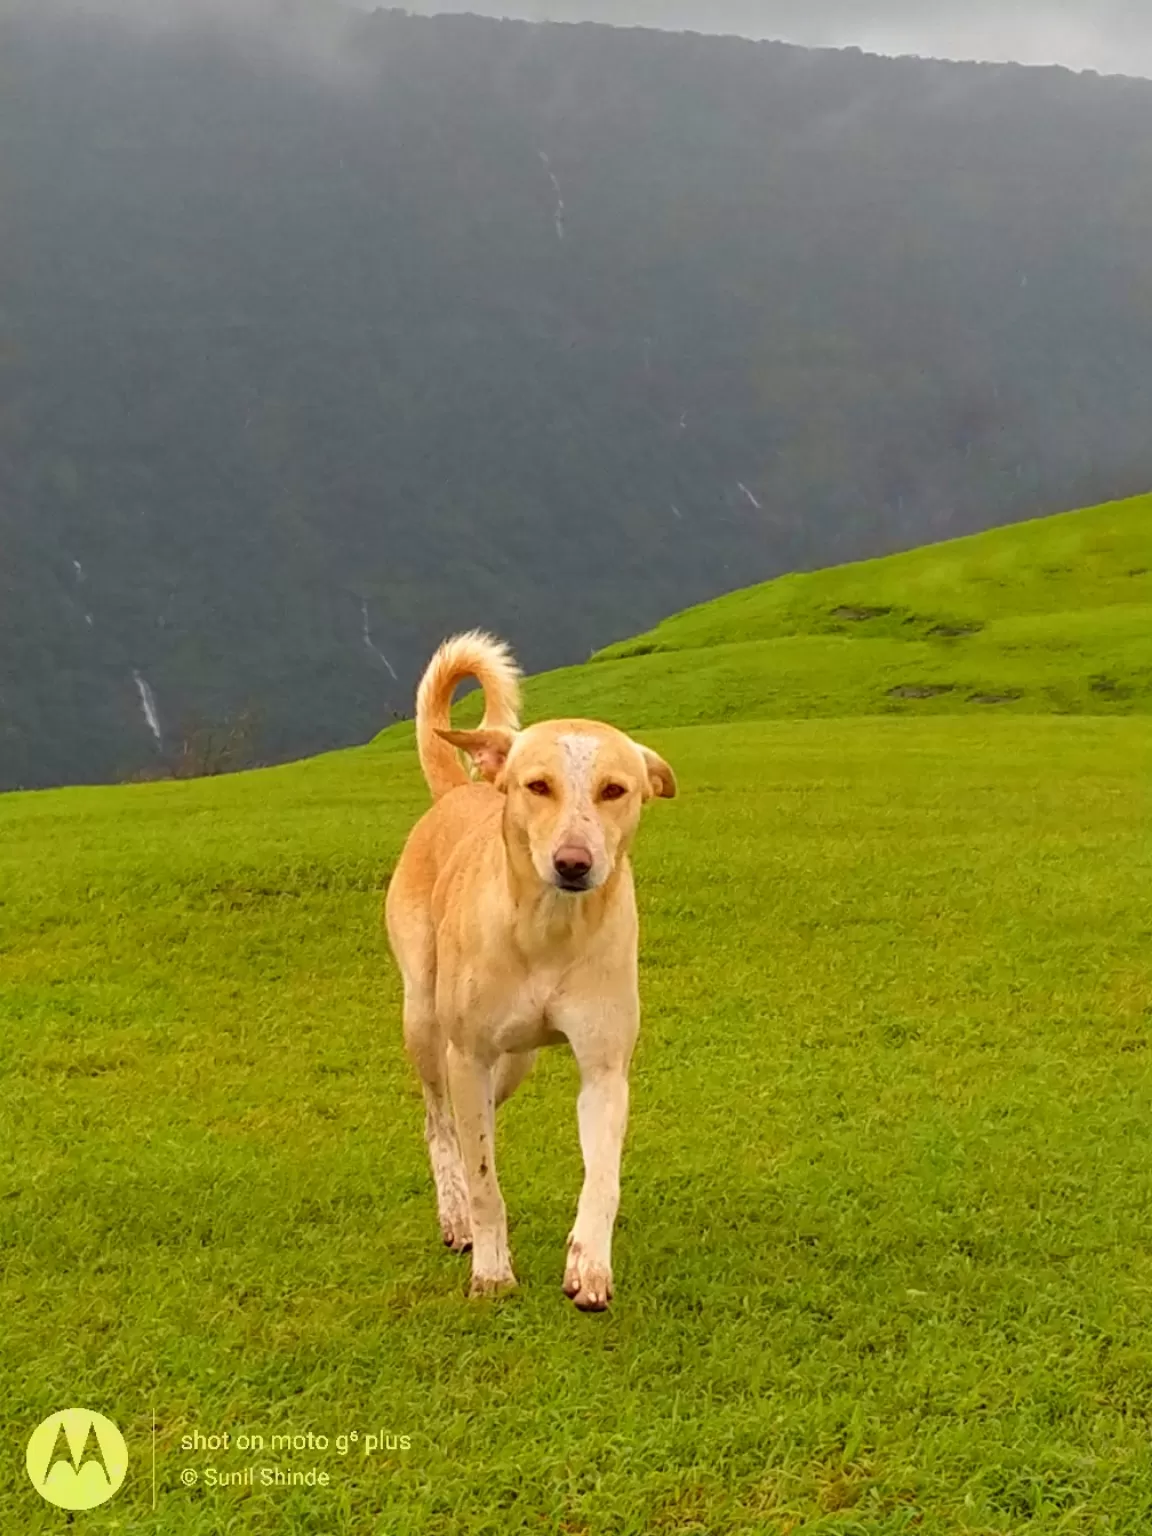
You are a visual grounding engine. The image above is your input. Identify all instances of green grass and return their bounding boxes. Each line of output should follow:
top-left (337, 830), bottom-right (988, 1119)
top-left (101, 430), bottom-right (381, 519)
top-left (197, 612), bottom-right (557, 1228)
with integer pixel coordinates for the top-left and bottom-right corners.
top-left (561, 494), bottom-right (1152, 728)
top-left (421, 495), bottom-right (1151, 737)
top-left (3, 497), bottom-right (1152, 1533)
top-left (597, 494), bottom-right (1152, 658)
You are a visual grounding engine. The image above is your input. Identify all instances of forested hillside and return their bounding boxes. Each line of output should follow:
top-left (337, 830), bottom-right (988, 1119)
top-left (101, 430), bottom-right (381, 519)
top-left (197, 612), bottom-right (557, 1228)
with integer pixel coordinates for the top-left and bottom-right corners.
top-left (4, 1), bottom-right (1152, 787)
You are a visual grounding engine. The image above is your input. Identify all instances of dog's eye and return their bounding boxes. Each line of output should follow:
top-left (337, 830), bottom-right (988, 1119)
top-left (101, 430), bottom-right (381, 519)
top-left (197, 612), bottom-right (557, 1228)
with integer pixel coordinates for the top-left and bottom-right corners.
top-left (600, 784), bottom-right (627, 801)
top-left (525, 780), bottom-right (551, 797)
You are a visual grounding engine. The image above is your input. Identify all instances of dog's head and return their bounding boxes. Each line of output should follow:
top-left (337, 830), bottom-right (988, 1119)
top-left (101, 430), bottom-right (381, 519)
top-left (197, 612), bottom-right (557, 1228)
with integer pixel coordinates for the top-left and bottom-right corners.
top-left (436, 719), bottom-right (676, 893)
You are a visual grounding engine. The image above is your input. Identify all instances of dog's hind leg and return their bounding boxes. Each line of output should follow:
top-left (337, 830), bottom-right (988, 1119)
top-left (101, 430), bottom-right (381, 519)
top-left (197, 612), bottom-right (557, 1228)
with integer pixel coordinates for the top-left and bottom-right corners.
top-left (494, 1049), bottom-right (538, 1108)
top-left (393, 884), bottom-right (473, 1253)
top-left (410, 1016), bottom-right (473, 1254)
top-left (391, 913), bottom-right (472, 1253)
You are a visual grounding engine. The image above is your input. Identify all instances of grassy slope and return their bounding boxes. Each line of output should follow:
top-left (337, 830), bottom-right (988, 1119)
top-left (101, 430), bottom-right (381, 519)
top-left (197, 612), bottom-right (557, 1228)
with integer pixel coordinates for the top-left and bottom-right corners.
top-left (4, 498), bottom-right (1152, 1534)
top-left (380, 494), bottom-right (1149, 745)
top-left (485, 494), bottom-right (1151, 732)
top-left (600, 494), bottom-right (1152, 654)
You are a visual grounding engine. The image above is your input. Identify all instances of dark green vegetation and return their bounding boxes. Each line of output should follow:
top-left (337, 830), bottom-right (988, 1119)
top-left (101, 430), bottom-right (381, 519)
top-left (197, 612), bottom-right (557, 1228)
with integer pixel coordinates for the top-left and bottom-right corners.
top-left (3, 503), bottom-right (1151, 1532)
top-left (5, 2), bottom-right (1152, 789)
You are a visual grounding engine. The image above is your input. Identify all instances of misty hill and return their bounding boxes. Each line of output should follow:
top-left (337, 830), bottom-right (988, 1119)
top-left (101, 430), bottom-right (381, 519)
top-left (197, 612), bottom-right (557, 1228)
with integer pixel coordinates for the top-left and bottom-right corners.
top-left (4, 4), bottom-right (1152, 789)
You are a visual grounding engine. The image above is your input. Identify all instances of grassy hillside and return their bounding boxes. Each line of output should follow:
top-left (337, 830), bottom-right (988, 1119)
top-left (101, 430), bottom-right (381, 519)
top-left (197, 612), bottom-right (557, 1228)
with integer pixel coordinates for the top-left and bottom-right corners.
top-left (600, 493), bottom-right (1152, 657)
top-left (471, 493), bottom-right (1151, 733)
top-left (4, 502), bottom-right (1152, 1532)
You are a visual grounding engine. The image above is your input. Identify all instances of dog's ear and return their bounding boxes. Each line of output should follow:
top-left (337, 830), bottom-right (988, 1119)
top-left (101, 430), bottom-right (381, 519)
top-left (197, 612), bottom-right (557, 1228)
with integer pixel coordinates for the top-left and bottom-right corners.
top-left (633, 741), bottom-right (677, 800)
top-left (436, 728), bottom-right (515, 786)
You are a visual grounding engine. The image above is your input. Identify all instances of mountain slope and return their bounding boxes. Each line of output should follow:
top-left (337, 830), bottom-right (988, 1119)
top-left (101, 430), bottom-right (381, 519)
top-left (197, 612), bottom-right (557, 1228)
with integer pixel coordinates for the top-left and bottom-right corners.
top-left (598, 492), bottom-right (1152, 656)
top-left (6, 5), bottom-right (1152, 788)
top-left (415, 492), bottom-right (1152, 733)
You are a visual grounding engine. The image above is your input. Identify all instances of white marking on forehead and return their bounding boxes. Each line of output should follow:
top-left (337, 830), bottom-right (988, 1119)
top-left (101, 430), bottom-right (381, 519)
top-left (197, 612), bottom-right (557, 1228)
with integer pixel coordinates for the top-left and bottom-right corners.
top-left (558, 733), bottom-right (600, 793)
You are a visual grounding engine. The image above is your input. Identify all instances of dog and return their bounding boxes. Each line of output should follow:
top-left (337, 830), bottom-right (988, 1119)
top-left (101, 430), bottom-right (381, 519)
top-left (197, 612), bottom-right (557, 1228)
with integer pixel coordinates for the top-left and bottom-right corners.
top-left (384, 631), bottom-right (676, 1309)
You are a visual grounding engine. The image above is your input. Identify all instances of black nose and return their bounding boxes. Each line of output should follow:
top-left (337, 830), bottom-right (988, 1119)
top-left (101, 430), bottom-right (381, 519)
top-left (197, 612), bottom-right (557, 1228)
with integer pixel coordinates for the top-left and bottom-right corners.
top-left (553, 847), bottom-right (593, 883)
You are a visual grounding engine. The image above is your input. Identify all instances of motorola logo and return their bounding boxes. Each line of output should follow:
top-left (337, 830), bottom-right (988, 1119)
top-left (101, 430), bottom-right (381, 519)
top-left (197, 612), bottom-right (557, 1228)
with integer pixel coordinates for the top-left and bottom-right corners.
top-left (26, 1409), bottom-right (129, 1511)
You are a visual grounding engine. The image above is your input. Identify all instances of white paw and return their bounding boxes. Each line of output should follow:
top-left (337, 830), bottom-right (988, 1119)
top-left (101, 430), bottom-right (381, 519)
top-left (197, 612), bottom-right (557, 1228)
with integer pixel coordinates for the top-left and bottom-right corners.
top-left (438, 1204), bottom-right (473, 1253)
top-left (563, 1241), bottom-right (613, 1311)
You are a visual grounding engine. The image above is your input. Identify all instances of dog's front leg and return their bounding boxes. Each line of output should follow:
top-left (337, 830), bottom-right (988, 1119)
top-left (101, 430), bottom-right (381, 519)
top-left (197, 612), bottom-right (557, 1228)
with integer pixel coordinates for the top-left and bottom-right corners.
top-left (446, 1041), bottom-right (517, 1297)
top-left (563, 1042), bottom-right (634, 1312)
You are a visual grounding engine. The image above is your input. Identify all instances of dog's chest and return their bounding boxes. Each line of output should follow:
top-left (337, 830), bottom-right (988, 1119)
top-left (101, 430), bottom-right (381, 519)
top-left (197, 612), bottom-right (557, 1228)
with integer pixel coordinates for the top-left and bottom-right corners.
top-left (485, 966), bottom-right (570, 1053)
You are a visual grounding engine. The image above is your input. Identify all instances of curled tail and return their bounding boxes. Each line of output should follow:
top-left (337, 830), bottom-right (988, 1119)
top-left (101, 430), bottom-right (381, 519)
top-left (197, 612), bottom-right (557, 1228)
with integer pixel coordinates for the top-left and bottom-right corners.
top-left (415, 630), bottom-right (522, 798)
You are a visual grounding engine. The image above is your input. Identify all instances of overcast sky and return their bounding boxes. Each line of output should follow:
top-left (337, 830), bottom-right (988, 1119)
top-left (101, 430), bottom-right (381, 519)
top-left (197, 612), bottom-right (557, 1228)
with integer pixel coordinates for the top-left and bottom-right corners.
top-left (384, 2), bottom-right (1152, 79)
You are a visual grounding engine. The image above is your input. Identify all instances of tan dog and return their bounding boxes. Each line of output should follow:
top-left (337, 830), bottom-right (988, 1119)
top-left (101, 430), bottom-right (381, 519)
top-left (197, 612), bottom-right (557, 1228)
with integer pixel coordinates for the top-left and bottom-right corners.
top-left (385, 631), bottom-right (676, 1309)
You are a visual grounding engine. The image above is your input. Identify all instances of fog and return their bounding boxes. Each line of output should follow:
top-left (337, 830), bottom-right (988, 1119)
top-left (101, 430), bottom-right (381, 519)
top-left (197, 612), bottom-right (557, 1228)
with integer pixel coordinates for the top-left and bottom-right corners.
top-left (2, 0), bottom-right (382, 88)
top-left (373, 0), bottom-right (1152, 79)
top-left (9, 0), bottom-right (1148, 79)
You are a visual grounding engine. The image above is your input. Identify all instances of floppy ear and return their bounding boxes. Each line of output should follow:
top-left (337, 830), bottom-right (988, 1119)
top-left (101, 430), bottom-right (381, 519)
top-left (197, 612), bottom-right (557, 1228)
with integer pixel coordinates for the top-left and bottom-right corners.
top-left (634, 742), bottom-right (677, 800)
top-left (436, 728), bottom-right (515, 786)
